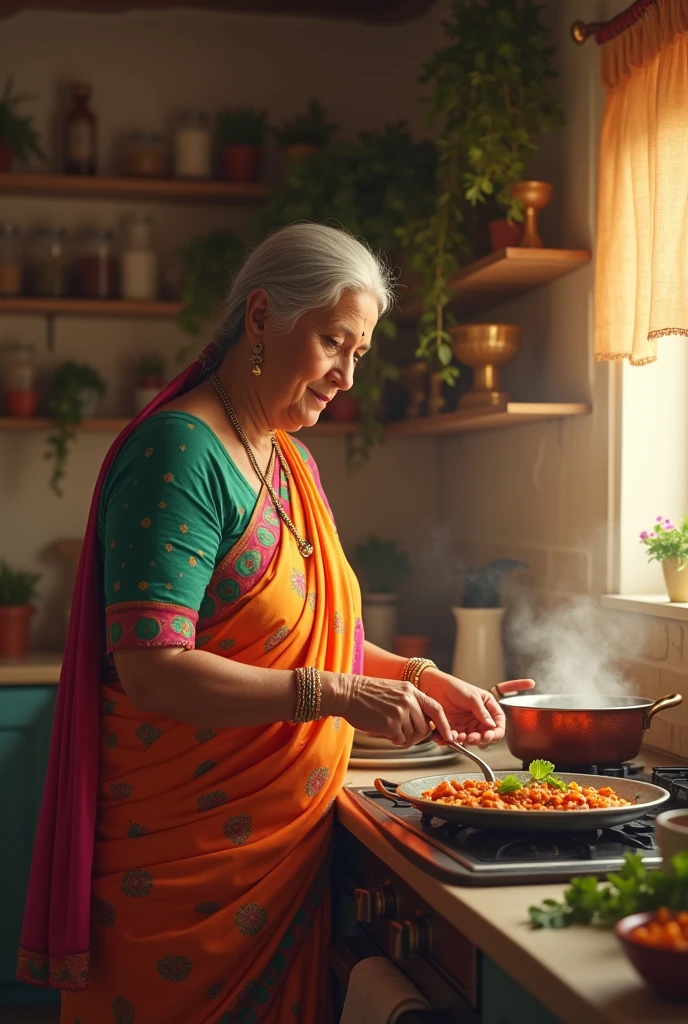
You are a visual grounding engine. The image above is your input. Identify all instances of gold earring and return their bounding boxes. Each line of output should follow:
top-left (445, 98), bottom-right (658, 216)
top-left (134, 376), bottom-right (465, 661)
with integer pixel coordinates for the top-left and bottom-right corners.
top-left (250, 342), bottom-right (263, 376)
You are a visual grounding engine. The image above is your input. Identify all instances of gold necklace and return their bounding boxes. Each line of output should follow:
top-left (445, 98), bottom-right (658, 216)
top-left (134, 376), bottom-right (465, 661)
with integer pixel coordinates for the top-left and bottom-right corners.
top-left (209, 372), bottom-right (313, 558)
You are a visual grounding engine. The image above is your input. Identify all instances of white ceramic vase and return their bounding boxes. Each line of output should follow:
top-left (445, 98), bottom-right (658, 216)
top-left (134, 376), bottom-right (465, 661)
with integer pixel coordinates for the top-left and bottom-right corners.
top-left (451, 606), bottom-right (505, 690)
top-left (362, 593), bottom-right (398, 650)
top-left (78, 388), bottom-right (100, 418)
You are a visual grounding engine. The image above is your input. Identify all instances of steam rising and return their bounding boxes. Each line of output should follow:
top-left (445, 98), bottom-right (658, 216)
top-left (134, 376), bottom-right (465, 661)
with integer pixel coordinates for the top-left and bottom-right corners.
top-left (508, 594), bottom-right (642, 698)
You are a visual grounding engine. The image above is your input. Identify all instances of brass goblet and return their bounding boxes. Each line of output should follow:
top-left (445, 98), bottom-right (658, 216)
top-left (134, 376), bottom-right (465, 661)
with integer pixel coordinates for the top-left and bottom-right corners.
top-left (511, 180), bottom-right (553, 248)
top-left (450, 324), bottom-right (522, 409)
top-left (398, 360), bottom-right (428, 418)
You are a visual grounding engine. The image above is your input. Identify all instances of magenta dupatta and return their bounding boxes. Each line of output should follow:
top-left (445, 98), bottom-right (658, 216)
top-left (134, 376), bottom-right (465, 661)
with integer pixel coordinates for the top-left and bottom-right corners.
top-left (17, 349), bottom-right (214, 990)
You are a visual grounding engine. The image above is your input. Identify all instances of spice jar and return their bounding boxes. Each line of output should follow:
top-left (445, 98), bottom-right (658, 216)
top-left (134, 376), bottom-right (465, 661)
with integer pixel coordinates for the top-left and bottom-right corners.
top-left (29, 227), bottom-right (69, 297)
top-left (121, 216), bottom-right (157, 301)
top-left (173, 112), bottom-right (211, 179)
top-left (125, 131), bottom-right (166, 178)
top-left (77, 228), bottom-right (118, 299)
top-left (0, 222), bottom-right (22, 296)
top-left (1, 342), bottom-right (39, 418)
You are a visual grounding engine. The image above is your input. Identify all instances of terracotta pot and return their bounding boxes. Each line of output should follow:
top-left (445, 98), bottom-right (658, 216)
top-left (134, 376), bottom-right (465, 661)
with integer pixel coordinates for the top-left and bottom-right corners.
top-left (488, 219), bottom-right (524, 251)
top-left (0, 605), bottom-right (35, 657)
top-left (0, 141), bottom-right (13, 173)
top-left (3, 389), bottom-right (40, 417)
top-left (221, 144), bottom-right (261, 183)
top-left (393, 635), bottom-right (432, 659)
top-left (662, 559), bottom-right (688, 603)
top-left (327, 392), bottom-right (360, 423)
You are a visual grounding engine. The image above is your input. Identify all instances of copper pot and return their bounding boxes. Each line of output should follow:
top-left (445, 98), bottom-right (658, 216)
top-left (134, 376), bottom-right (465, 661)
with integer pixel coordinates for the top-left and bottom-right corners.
top-left (495, 692), bottom-right (683, 766)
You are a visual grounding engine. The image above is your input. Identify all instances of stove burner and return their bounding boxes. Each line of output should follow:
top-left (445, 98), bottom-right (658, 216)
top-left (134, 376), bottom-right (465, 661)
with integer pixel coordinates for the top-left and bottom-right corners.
top-left (652, 767), bottom-right (688, 806)
top-left (520, 761), bottom-right (645, 777)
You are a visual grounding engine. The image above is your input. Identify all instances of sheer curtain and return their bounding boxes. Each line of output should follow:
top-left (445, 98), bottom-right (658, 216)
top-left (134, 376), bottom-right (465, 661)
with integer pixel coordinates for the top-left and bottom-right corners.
top-left (594, 0), bottom-right (688, 364)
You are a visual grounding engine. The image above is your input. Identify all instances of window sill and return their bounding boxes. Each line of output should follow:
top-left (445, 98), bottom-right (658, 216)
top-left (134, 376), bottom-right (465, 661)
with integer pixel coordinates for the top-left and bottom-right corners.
top-left (601, 594), bottom-right (688, 622)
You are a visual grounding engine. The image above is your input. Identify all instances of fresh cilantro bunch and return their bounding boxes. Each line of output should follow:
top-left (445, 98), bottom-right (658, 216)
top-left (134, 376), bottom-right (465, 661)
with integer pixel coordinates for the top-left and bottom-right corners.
top-left (529, 851), bottom-right (688, 929)
top-left (498, 760), bottom-right (567, 796)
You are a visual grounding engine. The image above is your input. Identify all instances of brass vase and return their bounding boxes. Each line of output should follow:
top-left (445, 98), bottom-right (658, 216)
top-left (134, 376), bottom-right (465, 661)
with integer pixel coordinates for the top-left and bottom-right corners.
top-left (450, 324), bottom-right (522, 409)
top-left (398, 360), bottom-right (427, 418)
top-left (510, 180), bottom-right (553, 248)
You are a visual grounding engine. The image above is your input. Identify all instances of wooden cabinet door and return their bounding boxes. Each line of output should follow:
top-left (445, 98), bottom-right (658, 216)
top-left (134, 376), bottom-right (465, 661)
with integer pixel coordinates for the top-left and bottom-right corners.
top-left (0, 685), bottom-right (59, 1006)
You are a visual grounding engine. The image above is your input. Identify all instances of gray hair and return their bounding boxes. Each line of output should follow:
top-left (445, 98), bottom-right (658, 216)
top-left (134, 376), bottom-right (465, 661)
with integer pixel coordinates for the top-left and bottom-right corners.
top-left (215, 222), bottom-right (395, 351)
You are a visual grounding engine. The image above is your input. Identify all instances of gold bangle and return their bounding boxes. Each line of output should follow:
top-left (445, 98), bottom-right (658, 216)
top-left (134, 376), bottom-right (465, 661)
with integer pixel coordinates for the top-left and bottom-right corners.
top-left (291, 666), bottom-right (323, 723)
top-left (402, 657), bottom-right (437, 689)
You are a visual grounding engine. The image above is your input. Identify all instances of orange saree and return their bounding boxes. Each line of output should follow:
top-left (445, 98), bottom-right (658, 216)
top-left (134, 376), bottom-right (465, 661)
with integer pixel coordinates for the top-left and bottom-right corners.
top-left (61, 433), bottom-right (361, 1024)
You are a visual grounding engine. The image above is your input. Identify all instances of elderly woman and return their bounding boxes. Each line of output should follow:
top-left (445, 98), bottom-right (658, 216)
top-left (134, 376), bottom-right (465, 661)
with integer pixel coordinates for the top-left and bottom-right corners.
top-left (19, 224), bottom-right (531, 1023)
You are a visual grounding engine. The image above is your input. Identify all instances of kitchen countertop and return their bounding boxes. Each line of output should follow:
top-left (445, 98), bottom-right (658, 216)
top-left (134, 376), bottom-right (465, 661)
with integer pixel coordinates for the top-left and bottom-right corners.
top-left (339, 743), bottom-right (688, 1024)
top-left (0, 653), bottom-right (62, 684)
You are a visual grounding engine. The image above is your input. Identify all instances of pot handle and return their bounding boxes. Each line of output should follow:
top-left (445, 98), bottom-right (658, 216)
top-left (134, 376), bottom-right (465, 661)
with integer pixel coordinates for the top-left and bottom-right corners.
top-left (644, 693), bottom-right (683, 728)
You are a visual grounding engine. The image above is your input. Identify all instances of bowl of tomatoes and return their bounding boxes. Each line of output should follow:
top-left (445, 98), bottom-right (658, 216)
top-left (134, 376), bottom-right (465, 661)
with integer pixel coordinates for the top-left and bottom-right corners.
top-left (615, 908), bottom-right (688, 999)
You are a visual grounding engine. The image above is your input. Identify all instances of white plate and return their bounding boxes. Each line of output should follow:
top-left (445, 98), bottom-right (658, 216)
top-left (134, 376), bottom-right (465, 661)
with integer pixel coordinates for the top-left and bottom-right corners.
top-left (349, 749), bottom-right (463, 770)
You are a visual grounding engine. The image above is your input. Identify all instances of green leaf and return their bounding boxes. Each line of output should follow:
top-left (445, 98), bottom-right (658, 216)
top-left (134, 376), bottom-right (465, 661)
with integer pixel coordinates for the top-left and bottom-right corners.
top-left (528, 759), bottom-right (555, 780)
top-left (543, 774), bottom-right (567, 792)
top-left (497, 775), bottom-right (522, 794)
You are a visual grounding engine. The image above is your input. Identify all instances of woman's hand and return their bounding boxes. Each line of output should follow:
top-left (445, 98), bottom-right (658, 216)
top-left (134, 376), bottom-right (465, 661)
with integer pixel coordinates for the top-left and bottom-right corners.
top-left (329, 673), bottom-right (456, 749)
top-left (418, 672), bottom-right (535, 746)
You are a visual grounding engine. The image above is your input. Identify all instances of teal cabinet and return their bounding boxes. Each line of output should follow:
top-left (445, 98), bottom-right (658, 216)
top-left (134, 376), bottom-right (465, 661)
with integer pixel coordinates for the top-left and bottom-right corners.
top-left (481, 956), bottom-right (561, 1024)
top-left (0, 685), bottom-right (59, 1006)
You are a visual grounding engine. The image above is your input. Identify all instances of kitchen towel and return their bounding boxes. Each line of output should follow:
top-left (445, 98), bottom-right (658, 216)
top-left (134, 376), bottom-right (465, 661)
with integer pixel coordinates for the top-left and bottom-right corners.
top-left (340, 956), bottom-right (431, 1024)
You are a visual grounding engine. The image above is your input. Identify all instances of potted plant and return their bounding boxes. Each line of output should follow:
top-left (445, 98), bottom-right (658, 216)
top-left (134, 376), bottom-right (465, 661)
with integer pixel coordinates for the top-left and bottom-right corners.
top-left (640, 516), bottom-right (688, 603)
top-left (135, 354), bottom-right (166, 413)
top-left (0, 75), bottom-right (46, 172)
top-left (352, 536), bottom-right (411, 650)
top-left (276, 99), bottom-right (337, 169)
top-left (216, 107), bottom-right (267, 183)
top-left (45, 361), bottom-right (106, 496)
top-left (449, 559), bottom-right (526, 689)
top-left (0, 559), bottom-right (41, 658)
top-left (175, 229), bottom-right (245, 343)
top-left (260, 122), bottom-right (434, 462)
top-left (410, 0), bottom-right (563, 381)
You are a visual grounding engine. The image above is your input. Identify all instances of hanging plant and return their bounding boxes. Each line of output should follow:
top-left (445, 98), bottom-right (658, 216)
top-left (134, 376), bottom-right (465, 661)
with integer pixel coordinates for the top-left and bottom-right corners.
top-left (45, 362), bottom-right (106, 497)
top-left (412, 0), bottom-right (564, 381)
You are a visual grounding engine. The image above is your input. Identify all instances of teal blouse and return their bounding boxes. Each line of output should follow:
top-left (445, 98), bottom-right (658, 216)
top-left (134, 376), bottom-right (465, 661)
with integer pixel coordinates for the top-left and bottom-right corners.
top-left (98, 412), bottom-right (260, 653)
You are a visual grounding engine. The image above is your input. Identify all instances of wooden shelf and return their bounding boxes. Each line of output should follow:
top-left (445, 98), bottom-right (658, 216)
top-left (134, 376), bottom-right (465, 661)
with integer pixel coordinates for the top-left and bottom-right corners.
top-left (387, 402), bottom-right (590, 436)
top-left (398, 247), bottom-right (591, 321)
top-left (0, 172), bottom-right (268, 204)
top-left (0, 404), bottom-right (590, 438)
top-left (0, 297), bottom-right (183, 316)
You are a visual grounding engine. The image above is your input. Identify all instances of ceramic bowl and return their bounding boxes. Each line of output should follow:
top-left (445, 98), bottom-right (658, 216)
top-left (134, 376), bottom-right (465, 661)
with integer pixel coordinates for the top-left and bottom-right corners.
top-left (615, 911), bottom-right (688, 1000)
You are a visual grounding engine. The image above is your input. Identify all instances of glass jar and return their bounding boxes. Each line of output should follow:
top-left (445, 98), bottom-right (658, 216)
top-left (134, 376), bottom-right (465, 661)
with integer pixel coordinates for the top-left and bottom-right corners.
top-left (0, 222), bottom-right (22, 296)
top-left (1, 342), bottom-right (36, 392)
top-left (173, 112), bottom-right (211, 179)
top-left (29, 227), bottom-right (69, 297)
top-left (121, 216), bottom-right (157, 300)
top-left (125, 131), bottom-right (166, 178)
top-left (77, 228), bottom-right (118, 298)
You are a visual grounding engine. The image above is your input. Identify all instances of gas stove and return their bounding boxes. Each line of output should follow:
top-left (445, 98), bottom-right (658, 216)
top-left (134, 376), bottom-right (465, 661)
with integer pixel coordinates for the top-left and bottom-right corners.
top-left (344, 765), bottom-right (688, 886)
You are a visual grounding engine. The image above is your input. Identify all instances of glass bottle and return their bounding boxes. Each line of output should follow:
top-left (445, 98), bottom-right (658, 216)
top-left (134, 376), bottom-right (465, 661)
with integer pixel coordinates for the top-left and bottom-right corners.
top-left (0, 222), bottom-right (22, 296)
top-left (64, 82), bottom-right (97, 175)
top-left (121, 216), bottom-right (157, 300)
top-left (125, 131), bottom-right (166, 178)
top-left (29, 227), bottom-right (69, 297)
top-left (77, 228), bottom-right (117, 298)
top-left (173, 112), bottom-right (211, 179)
top-left (1, 342), bottom-right (39, 417)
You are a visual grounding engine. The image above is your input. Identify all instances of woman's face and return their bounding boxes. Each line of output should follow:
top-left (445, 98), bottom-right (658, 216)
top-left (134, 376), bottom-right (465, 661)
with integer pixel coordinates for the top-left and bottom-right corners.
top-left (244, 287), bottom-right (379, 432)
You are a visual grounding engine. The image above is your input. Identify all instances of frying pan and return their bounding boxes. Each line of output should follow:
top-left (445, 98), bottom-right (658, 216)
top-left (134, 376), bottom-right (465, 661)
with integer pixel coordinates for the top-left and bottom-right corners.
top-left (374, 771), bottom-right (669, 832)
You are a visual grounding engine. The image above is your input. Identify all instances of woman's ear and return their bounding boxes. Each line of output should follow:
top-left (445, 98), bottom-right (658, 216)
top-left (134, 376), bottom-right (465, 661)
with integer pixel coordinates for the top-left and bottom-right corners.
top-left (244, 288), bottom-right (269, 344)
